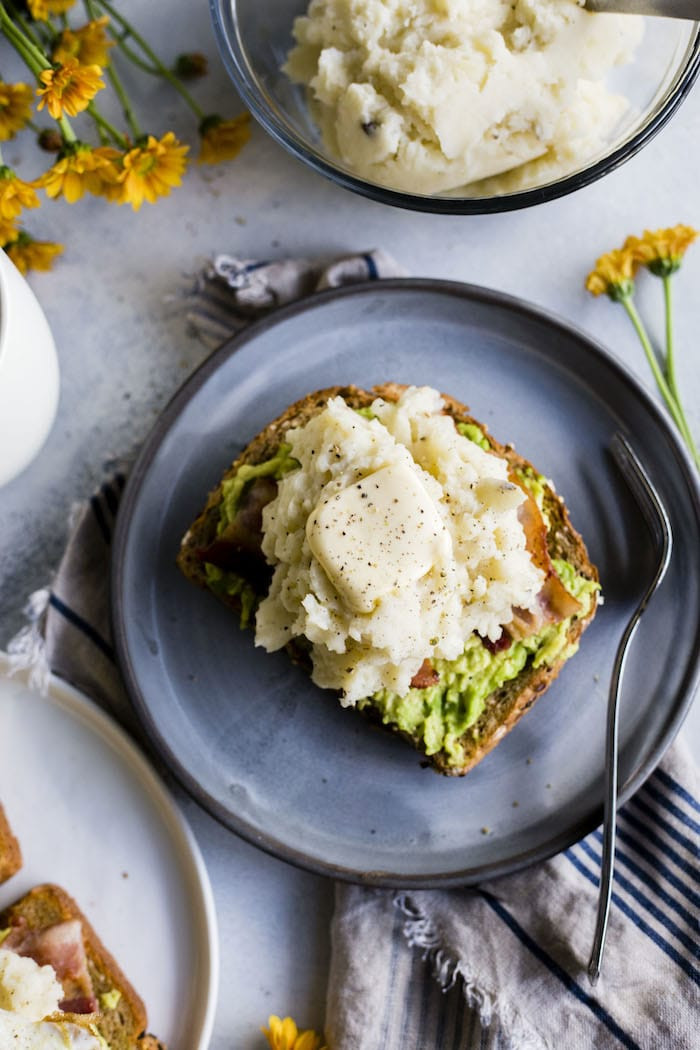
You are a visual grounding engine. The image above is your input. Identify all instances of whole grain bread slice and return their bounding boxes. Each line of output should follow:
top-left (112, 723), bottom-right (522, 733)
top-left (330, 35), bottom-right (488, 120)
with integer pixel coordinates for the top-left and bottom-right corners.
top-left (0, 883), bottom-right (164, 1050)
top-left (177, 384), bottom-right (598, 776)
top-left (0, 803), bottom-right (22, 885)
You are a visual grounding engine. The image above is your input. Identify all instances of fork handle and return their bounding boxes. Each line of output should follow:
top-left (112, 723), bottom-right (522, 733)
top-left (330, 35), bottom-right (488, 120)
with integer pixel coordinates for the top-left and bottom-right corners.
top-left (585, 0), bottom-right (699, 18)
top-left (587, 614), bottom-right (639, 983)
top-left (588, 434), bottom-right (673, 983)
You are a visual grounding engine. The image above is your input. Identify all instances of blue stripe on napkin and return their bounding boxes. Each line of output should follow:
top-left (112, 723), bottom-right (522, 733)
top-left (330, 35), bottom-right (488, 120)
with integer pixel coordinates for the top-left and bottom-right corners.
top-left (564, 848), bottom-right (699, 981)
top-left (642, 780), bottom-right (700, 834)
top-left (480, 890), bottom-right (643, 1050)
top-left (655, 768), bottom-right (700, 813)
top-left (575, 840), bottom-right (699, 960)
top-left (48, 592), bottom-right (115, 663)
top-left (618, 811), bottom-right (700, 885)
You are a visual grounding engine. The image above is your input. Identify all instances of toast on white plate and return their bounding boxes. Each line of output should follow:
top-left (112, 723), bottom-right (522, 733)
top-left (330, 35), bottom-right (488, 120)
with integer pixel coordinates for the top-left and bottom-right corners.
top-left (0, 804), bottom-right (22, 886)
top-left (0, 881), bottom-right (165, 1049)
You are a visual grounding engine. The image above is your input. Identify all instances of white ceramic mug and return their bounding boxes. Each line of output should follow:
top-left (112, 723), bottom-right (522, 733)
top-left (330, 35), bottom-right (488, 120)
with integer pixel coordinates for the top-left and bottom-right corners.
top-left (0, 250), bottom-right (60, 487)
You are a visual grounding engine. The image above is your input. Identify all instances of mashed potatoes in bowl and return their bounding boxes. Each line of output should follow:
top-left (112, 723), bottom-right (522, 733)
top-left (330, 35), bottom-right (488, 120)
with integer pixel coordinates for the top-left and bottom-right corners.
top-left (283, 0), bottom-right (644, 195)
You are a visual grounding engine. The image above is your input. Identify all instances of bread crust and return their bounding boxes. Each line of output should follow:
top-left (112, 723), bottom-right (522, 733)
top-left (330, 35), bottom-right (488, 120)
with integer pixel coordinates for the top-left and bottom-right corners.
top-left (0, 803), bottom-right (22, 885)
top-left (0, 883), bottom-right (163, 1050)
top-left (177, 385), bottom-right (598, 776)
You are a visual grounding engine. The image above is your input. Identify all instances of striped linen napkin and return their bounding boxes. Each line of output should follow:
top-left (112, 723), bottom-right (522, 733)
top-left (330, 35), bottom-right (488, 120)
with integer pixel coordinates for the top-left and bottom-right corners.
top-left (8, 252), bottom-right (699, 1050)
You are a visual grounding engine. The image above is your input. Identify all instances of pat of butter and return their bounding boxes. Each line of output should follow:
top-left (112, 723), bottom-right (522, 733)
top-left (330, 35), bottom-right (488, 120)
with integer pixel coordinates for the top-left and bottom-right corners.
top-left (306, 462), bottom-right (450, 613)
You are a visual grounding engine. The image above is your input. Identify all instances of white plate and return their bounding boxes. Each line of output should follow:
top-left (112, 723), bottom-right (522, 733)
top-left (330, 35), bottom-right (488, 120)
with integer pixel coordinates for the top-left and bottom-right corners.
top-left (0, 653), bottom-right (218, 1050)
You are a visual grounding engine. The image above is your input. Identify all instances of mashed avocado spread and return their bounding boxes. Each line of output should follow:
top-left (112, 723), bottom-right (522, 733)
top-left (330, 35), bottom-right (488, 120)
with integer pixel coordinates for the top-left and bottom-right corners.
top-left (204, 422), bottom-right (598, 768)
top-left (218, 443), bottom-right (298, 531)
top-left (359, 558), bottom-right (596, 767)
top-left (204, 444), bottom-right (299, 627)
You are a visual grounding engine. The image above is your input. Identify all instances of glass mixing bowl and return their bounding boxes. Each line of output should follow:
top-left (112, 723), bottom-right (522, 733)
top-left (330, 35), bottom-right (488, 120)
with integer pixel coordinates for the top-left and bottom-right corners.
top-left (210, 0), bottom-right (700, 214)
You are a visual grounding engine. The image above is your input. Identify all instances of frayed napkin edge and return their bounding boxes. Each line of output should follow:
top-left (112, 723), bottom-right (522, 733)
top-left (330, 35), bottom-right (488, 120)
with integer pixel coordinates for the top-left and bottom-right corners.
top-left (6, 586), bottom-right (52, 693)
top-left (5, 499), bottom-right (86, 694)
top-left (395, 892), bottom-right (552, 1050)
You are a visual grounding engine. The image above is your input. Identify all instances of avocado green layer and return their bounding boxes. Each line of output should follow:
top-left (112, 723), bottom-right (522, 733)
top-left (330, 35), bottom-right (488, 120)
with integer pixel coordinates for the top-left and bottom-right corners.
top-left (203, 420), bottom-right (597, 767)
top-left (99, 989), bottom-right (122, 1011)
top-left (456, 421), bottom-right (490, 451)
top-left (218, 443), bottom-right (298, 533)
top-left (204, 563), bottom-right (258, 629)
top-left (206, 443), bottom-right (298, 628)
top-left (359, 560), bottom-right (598, 767)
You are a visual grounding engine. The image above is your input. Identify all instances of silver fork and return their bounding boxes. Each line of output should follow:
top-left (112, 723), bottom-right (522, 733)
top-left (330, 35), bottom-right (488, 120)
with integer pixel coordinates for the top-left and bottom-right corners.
top-left (585, 0), bottom-right (698, 18)
top-left (588, 432), bottom-right (673, 985)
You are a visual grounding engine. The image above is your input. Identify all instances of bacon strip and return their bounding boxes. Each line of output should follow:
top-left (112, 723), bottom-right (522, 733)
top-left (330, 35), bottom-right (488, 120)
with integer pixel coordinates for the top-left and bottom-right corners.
top-left (410, 659), bottom-right (440, 689)
top-left (199, 475), bottom-right (277, 588)
top-left (4, 918), bottom-right (97, 1014)
top-left (508, 477), bottom-right (581, 640)
top-left (60, 995), bottom-right (99, 1014)
top-left (481, 631), bottom-right (513, 654)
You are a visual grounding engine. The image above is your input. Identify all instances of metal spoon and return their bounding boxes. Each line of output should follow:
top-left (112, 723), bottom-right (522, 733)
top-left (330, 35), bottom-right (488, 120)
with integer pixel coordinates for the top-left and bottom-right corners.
top-left (585, 0), bottom-right (698, 18)
top-left (587, 432), bottom-right (672, 985)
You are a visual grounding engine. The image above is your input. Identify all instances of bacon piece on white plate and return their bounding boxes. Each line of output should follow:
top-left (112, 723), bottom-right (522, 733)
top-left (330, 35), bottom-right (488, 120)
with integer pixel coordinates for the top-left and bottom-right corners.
top-left (3, 919), bottom-right (97, 1014)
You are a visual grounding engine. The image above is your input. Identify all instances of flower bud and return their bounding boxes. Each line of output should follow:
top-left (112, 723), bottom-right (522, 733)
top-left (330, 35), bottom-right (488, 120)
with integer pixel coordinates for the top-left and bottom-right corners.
top-left (174, 52), bottom-right (208, 80)
top-left (38, 128), bottom-right (63, 153)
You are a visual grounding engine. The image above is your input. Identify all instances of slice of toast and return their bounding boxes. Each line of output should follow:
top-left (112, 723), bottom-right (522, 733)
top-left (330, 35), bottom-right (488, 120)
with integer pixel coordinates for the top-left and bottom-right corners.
top-left (177, 384), bottom-right (598, 775)
top-left (0, 804), bottom-right (22, 885)
top-left (0, 884), bottom-right (164, 1049)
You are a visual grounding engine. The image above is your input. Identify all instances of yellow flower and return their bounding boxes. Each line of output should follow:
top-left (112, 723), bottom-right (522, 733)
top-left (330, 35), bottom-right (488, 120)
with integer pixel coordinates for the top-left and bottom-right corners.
top-left (117, 132), bottom-right (188, 211)
top-left (53, 17), bottom-right (115, 68)
top-left (0, 218), bottom-right (19, 246)
top-left (198, 112), bottom-right (251, 164)
top-left (261, 1015), bottom-right (326, 1050)
top-left (6, 231), bottom-right (63, 275)
top-left (0, 167), bottom-right (40, 221)
top-left (27, 0), bottom-right (75, 19)
top-left (37, 59), bottom-right (104, 120)
top-left (0, 82), bottom-right (34, 141)
top-left (624, 224), bottom-right (698, 277)
top-left (38, 143), bottom-right (120, 203)
top-left (585, 248), bottom-right (637, 301)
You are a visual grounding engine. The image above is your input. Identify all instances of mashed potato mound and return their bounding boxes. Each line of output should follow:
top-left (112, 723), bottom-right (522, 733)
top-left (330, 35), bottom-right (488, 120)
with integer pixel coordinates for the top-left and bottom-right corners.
top-left (255, 387), bottom-right (544, 704)
top-left (284, 0), bottom-right (643, 194)
top-left (0, 948), bottom-right (63, 1021)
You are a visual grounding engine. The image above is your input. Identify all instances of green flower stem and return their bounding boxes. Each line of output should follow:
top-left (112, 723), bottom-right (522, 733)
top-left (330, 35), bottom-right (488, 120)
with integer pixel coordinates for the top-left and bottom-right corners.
top-left (662, 274), bottom-right (700, 468)
top-left (93, 0), bottom-right (205, 119)
top-left (4, 0), bottom-right (43, 50)
top-left (0, 3), bottom-right (48, 75)
top-left (87, 102), bottom-right (128, 148)
top-left (84, 0), bottom-right (143, 138)
top-left (111, 28), bottom-right (159, 76)
top-left (84, 0), bottom-right (158, 74)
top-left (621, 297), bottom-right (685, 430)
top-left (22, 15), bottom-right (55, 55)
top-left (622, 296), bottom-right (699, 466)
top-left (57, 114), bottom-right (76, 144)
top-left (0, 7), bottom-right (78, 146)
top-left (105, 61), bottom-right (142, 140)
top-left (662, 275), bottom-right (679, 396)
top-left (94, 118), bottom-right (109, 145)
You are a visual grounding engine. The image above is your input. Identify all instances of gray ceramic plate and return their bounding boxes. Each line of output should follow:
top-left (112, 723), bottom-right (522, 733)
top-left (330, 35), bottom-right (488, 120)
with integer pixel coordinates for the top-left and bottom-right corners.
top-left (112, 280), bottom-right (700, 887)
